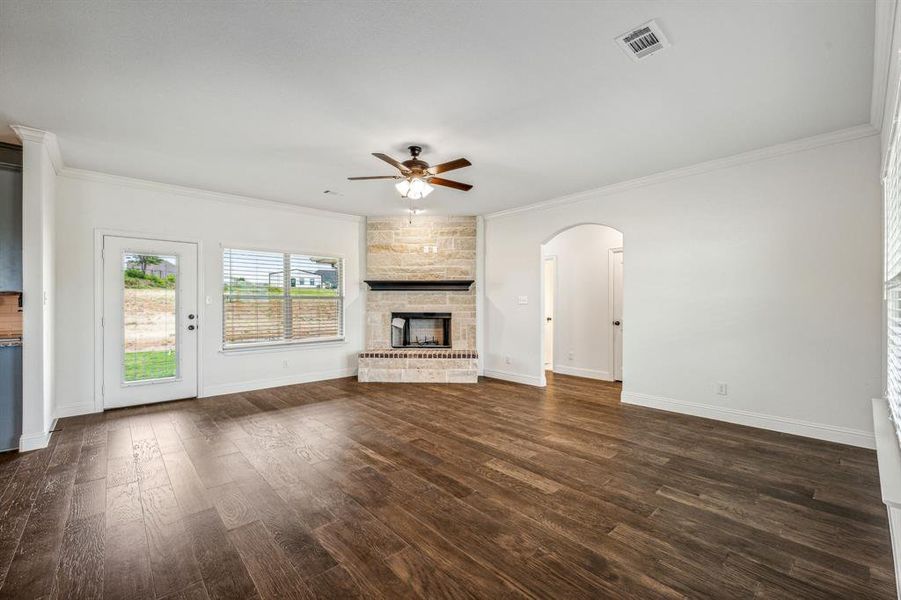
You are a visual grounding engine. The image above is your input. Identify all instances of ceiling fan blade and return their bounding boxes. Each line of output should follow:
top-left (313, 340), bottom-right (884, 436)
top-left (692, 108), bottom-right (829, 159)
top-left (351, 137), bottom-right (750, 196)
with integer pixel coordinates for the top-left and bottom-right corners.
top-left (372, 153), bottom-right (409, 173)
top-left (347, 175), bottom-right (400, 180)
top-left (428, 177), bottom-right (473, 191)
top-left (428, 158), bottom-right (471, 175)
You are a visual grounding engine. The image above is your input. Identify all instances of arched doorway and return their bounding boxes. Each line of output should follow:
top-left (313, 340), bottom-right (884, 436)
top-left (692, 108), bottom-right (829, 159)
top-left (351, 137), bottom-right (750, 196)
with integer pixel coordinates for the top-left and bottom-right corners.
top-left (540, 223), bottom-right (623, 385)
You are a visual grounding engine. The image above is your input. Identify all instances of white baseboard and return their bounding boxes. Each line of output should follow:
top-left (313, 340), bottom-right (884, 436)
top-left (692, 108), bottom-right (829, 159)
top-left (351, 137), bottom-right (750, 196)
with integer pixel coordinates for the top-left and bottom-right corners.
top-left (56, 403), bottom-right (98, 418)
top-left (483, 369), bottom-right (546, 387)
top-left (201, 367), bottom-right (358, 398)
top-left (19, 418), bottom-right (57, 452)
top-left (622, 391), bottom-right (875, 449)
top-left (551, 365), bottom-right (612, 381)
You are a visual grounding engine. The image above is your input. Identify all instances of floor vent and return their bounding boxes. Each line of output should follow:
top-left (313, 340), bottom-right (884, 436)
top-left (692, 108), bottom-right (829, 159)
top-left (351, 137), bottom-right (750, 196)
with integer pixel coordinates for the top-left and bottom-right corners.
top-left (616, 20), bottom-right (670, 61)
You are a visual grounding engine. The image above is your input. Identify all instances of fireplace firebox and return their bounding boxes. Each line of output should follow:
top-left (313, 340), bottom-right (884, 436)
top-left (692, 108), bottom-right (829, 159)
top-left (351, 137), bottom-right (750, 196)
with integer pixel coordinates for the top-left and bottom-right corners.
top-left (391, 312), bottom-right (452, 348)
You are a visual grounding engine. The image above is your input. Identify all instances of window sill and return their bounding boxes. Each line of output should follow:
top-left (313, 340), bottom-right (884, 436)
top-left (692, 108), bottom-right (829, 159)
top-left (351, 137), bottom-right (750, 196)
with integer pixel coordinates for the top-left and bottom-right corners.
top-left (221, 337), bottom-right (347, 354)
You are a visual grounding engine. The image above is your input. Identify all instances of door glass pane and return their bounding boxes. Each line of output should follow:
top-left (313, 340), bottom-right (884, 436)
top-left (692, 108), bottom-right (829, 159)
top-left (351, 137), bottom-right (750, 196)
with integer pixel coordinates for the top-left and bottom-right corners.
top-left (123, 252), bottom-right (178, 382)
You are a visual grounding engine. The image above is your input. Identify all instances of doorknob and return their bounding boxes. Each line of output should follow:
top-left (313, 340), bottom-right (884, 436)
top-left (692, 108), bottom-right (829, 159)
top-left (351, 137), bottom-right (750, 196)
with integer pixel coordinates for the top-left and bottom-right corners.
top-left (546, 317), bottom-right (552, 322)
top-left (187, 324), bottom-right (196, 331)
top-left (188, 314), bottom-right (195, 320)
top-left (613, 320), bottom-right (621, 326)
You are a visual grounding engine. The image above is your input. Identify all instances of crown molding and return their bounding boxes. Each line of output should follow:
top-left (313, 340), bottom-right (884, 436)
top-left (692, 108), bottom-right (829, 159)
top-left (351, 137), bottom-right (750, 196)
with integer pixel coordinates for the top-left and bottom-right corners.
top-left (485, 124), bottom-right (879, 220)
top-left (873, 0), bottom-right (899, 131)
top-left (10, 125), bottom-right (63, 174)
top-left (58, 167), bottom-right (365, 222)
top-left (11, 125), bottom-right (363, 222)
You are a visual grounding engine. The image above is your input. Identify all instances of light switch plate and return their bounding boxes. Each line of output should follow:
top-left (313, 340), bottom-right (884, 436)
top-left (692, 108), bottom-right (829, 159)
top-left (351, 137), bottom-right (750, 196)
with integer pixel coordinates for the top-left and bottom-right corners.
top-left (517, 296), bottom-right (528, 305)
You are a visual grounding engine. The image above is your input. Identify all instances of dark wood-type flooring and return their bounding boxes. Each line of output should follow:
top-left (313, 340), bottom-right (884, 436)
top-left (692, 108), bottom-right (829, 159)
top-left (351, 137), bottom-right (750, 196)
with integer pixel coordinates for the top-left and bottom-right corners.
top-left (0, 373), bottom-right (893, 599)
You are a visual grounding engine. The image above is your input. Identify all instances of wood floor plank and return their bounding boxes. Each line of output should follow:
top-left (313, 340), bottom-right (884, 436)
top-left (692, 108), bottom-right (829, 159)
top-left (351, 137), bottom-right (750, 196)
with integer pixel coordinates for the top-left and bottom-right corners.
top-left (227, 521), bottom-right (314, 600)
top-left (106, 482), bottom-right (142, 529)
top-left (0, 458), bottom-right (53, 587)
top-left (141, 485), bottom-right (203, 598)
top-left (307, 565), bottom-right (365, 600)
top-left (162, 451), bottom-right (212, 516)
top-left (51, 513), bottom-right (104, 600)
top-left (234, 474), bottom-right (339, 580)
top-left (159, 581), bottom-right (210, 600)
top-left (0, 374), bottom-right (893, 599)
top-left (386, 545), bottom-right (477, 600)
top-left (484, 457), bottom-right (562, 493)
top-left (208, 482), bottom-right (259, 530)
top-left (107, 428), bottom-right (134, 459)
top-left (151, 421), bottom-right (185, 455)
top-left (76, 442), bottom-right (109, 484)
top-left (313, 518), bottom-right (417, 599)
top-left (106, 456), bottom-right (137, 489)
top-left (183, 508), bottom-right (259, 600)
top-left (104, 520), bottom-right (154, 600)
top-left (70, 478), bottom-right (107, 522)
top-left (0, 463), bottom-right (77, 599)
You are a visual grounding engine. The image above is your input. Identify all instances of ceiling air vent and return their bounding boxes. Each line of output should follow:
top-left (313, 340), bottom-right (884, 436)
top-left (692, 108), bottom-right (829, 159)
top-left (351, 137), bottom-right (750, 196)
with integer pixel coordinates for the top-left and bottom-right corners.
top-left (616, 20), bottom-right (670, 62)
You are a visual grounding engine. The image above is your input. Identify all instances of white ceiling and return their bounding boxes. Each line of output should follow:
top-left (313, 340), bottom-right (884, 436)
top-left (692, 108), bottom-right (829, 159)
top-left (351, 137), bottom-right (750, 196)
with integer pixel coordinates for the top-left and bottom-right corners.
top-left (0, 1), bottom-right (876, 216)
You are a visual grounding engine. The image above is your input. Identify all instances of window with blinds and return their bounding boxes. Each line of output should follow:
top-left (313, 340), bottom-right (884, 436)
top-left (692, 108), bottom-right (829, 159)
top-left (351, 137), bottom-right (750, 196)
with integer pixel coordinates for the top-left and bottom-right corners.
top-left (222, 248), bottom-right (344, 348)
top-left (886, 104), bottom-right (901, 447)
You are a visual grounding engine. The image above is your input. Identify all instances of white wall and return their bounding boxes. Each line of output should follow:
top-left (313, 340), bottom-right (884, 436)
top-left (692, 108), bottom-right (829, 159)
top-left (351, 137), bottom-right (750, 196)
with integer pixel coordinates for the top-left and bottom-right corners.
top-left (485, 132), bottom-right (883, 447)
top-left (14, 127), bottom-right (57, 450)
top-left (53, 171), bottom-right (365, 417)
top-left (542, 224), bottom-right (622, 380)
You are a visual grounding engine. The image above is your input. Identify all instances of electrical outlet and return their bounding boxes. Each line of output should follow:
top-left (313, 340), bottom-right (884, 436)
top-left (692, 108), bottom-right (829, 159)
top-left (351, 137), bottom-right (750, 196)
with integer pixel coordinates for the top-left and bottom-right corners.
top-left (505, 355), bottom-right (512, 365)
top-left (282, 360), bottom-right (289, 369)
top-left (568, 351), bottom-right (574, 360)
top-left (716, 382), bottom-right (728, 396)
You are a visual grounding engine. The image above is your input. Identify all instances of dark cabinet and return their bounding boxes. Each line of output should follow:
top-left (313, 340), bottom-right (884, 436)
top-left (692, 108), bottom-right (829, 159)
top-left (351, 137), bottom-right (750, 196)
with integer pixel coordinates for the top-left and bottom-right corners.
top-left (0, 345), bottom-right (22, 451)
top-left (0, 144), bottom-right (22, 292)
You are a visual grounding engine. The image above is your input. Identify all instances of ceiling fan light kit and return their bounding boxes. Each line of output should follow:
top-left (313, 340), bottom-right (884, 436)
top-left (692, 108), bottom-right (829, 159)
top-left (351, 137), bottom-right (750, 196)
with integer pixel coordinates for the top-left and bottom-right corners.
top-left (395, 177), bottom-right (434, 199)
top-left (349, 145), bottom-right (473, 203)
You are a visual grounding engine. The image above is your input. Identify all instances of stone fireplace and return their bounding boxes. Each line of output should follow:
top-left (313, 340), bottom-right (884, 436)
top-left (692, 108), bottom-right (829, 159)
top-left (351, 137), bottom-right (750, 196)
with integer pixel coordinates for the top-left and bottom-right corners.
top-left (358, 216), bottom-right (478, 383)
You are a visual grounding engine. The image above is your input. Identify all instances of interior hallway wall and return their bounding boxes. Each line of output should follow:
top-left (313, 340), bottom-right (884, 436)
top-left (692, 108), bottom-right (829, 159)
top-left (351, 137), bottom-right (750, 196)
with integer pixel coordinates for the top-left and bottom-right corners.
top-left (485, 132), bottom-right (883, 448)
top-left (542, 224), bottom-right (623, 380)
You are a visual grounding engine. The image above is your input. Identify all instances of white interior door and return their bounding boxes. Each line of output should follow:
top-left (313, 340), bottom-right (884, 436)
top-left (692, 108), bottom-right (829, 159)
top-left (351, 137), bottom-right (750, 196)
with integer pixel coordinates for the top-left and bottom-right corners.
top-left (612, 249), bottom-right (624, 381)
top-left (544, 257), bottom-right (556, 369)
top-left (103, 236), bottom-right (198, 408)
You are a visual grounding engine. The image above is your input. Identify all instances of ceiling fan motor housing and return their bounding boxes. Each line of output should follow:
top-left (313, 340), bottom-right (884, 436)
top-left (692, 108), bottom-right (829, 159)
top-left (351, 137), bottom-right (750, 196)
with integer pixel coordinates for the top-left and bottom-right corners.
top-left (402, 146), bottom-right (429, 174)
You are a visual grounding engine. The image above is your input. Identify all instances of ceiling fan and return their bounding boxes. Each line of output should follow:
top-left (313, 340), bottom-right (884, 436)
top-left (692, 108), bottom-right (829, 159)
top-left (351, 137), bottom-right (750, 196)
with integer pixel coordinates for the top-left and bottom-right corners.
top-left (348, 145), bottom-right (472, 199)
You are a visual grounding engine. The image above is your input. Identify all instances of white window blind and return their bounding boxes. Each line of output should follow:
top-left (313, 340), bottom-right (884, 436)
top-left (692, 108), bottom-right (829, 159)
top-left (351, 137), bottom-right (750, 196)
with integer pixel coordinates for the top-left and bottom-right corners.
top-left (222, 248), bottom-right (343, 348)
top-left (886, 102), bottom-right (901, 446)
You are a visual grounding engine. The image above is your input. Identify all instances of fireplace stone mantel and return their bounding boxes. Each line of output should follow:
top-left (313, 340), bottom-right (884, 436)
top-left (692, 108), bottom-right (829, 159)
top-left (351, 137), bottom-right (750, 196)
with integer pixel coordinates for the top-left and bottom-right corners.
top-left (364, 280), bottom-right (474, 292)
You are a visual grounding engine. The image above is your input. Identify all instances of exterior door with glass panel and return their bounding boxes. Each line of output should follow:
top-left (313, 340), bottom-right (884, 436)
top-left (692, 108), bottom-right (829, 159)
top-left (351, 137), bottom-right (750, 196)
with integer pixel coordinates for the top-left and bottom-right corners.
top-left (102, 236), bottom-right (198, 408)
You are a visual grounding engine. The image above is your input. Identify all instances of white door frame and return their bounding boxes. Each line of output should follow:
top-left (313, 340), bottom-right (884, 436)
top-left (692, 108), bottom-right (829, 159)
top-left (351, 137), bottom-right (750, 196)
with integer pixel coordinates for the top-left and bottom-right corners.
top-left (608, 247), bottom-right (623, 382)
top-left (93, 228), bottom-right (205, 413)
top-left (542, 255), bottom-right (557, 372)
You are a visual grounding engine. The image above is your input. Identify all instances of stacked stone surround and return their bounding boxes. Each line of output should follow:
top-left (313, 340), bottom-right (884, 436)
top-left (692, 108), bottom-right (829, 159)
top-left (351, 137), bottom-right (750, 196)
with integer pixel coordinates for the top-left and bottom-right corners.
top-left (359, 216), bottom-right (478, 383)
